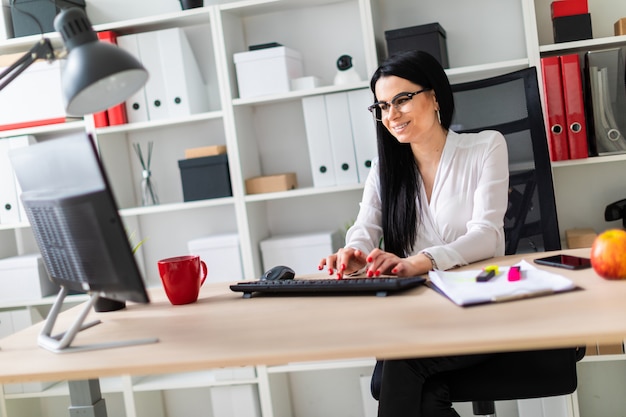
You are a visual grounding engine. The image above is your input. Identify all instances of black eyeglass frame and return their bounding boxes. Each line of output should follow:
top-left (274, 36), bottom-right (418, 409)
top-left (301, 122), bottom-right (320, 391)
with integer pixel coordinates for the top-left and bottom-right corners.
top-left (367, 88), bottom-right (432, 120)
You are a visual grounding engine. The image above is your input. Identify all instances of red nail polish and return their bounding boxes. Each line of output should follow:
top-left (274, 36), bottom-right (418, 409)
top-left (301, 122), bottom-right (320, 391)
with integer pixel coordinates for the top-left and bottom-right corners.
top-left (329, 268), bottom-right (333, 275)
top-left (367, 270), bottom-right (373, 277)
top-left (392, 268), bottom-right (398, 274)
top-left (318, 265), bottom-right (323, 270)
top-left (341, 263), bottom-right (346, 271)
top-left (375, 270), bottom-right (381, 276)
top-left (367, 256), bottom-right (373, 262)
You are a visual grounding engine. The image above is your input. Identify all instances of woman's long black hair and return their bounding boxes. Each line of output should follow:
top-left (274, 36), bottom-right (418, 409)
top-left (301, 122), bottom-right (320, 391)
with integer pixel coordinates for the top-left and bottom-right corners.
top-left (369, 50), bottom-right (454, 257)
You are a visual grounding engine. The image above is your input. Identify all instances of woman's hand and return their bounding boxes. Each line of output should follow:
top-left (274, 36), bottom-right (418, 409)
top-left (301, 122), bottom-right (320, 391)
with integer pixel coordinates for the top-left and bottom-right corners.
top-left (365, 249), bottom-right (433, 277)
top-left (319, 247), bottom-right (368, 279)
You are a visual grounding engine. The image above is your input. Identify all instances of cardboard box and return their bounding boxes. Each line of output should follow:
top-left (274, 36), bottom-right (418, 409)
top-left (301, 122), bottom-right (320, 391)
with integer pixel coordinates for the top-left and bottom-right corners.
top-left (260, 230), bottom-right (343, 275)
top-left (552, 13), bottom-right (592, 43)
top-left (615, 18), bottom-right (626, 36)
top-left (178, 154), bottom-right (232, 201)
top-left (234, 46), bottom-right (303, 98)
top-left (184, 145), bottom-right (227, 159)
top-left (565, 228), bottom-right (597, 249)
top-left (245, 173), bottom-right (297, 195)
top-left (0, 254), bottom-right (58, 302)
top-left (385, 23), bottom-right (449, 68)
top-left (187, 233), bottom-right (244, 283)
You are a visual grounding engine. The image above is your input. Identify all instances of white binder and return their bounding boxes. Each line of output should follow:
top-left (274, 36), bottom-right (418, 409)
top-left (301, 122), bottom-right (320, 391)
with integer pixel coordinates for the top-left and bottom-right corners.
top-left (325, 92), bottom-right (359, 185)
top-left (0, 136), bottom-right (35, 224)
top-left (8, 135), bottom-right (35, 222)
top-left (157, 28), bottom-right (209, 118)
top-left (136, 30), bottom-right (170, 121)
top-left (116, 34), bottom-right (150, 123)
top-left (302, 95), bottom-right (337, 187)
top-left (347, 89), bottom-right (377, 183)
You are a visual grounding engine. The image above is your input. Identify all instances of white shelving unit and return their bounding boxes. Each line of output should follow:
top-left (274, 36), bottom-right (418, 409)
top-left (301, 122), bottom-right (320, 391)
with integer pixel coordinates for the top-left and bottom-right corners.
top-left (1, 0), bottom-right (626, 416)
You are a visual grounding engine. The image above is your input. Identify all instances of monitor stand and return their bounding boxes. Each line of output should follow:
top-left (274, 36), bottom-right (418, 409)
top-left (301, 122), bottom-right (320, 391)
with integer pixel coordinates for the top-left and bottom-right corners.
top-left (38, 286), bottom-right (159, 353)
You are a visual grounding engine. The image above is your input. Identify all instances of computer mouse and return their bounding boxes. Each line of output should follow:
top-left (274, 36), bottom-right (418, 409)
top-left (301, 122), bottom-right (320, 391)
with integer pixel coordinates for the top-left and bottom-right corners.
top-left (261, 265), bottom-right (295, 281)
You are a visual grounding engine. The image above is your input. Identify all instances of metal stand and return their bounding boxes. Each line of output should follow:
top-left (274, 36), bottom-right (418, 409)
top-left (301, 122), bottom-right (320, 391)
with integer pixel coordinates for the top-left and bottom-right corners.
top-left (38, 286), bottom-right (158, 353)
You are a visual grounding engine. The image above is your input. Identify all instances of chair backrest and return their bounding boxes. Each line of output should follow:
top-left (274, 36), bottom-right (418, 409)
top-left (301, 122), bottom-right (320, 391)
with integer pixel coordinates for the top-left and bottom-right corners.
top-left (451, 67), bottom-right (561, 254)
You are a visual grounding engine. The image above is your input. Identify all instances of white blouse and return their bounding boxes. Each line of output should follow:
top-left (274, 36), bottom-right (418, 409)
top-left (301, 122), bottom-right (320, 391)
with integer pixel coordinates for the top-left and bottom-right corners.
top-left (345, 129), bottom-right (509, 271)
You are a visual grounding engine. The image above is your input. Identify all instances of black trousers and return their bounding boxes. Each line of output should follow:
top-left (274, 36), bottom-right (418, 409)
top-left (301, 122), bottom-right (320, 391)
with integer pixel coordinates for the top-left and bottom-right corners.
top-left (377, 354), bottom-right (493, 417)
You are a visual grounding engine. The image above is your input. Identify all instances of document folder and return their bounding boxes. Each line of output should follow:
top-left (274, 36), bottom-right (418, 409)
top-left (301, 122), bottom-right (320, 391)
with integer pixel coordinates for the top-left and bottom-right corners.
top-left (428, 260), bottom-right (576, 306)
top-left (540, 56), bottom-right (570, 161)
top-left (560, 54), bottom-right (589, 160)
top-left (584, 47), bottom-right (626, 155)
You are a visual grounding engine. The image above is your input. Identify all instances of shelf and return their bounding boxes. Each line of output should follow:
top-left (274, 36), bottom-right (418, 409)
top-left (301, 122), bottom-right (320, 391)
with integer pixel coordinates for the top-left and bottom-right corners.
top-left (539, 34), bottom-right (626, 55)
top-left (552, 153), bottom-right (626, 168)
top-left (232, 82), bottom-right (370, 107)
top-left (580, 353), bottom-right (626, 363)
top-left (93, 7), bottom-right (212, 35)
top-left (219, 0), bottom-right (348, 16)
top-left (267, 358), bottom-right (375, 373)
top-left (94, 111), bottom-right (224, 136)
top-left (132, 370), bottom-right (257, 392)
top-left (445, 58), bottom-right (531, 84)
top-left (0, 293), bottom-right (88, 310)
top-left (0, 120), bottom-right (86, 139)
top-left (3, 377), bottom-right (125, 399)
top-left (119, 197), bottom-right (236, 217)
top-left (244, 183), bottom-right (364, 203)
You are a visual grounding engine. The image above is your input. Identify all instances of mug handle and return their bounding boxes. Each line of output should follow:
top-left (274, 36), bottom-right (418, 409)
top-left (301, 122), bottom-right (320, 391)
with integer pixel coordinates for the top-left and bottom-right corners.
top-left (200, 260), bottom-right (208, 285)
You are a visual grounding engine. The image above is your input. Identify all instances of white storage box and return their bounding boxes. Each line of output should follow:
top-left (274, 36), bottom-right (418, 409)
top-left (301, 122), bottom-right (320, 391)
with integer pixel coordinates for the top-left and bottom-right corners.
top-left (234, 46), bottom-right (303, 99)
top-left (209, 384), bottom-right (261, 417)
top-left (187, 233), bottom-right (244, 283)
top-left (260, 230), bottom-right (343, 275)
top-left (0, 60), bottom-right (66, 129)
top-left (0, 254), bottom-right (58, 302)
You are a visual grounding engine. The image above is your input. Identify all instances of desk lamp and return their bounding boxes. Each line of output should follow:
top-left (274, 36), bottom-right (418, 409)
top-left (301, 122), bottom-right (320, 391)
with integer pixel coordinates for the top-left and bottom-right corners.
top-left (0, 7), bottom-right (148, 116)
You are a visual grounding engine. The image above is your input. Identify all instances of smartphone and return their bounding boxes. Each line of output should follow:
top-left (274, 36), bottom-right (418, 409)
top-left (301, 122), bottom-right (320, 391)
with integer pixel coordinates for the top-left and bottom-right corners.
top-left (533, 254), bottom-right (591, 270)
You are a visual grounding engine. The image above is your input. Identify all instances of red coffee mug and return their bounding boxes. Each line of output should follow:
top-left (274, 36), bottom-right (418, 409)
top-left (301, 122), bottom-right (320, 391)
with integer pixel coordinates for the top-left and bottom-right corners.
top-left (157, 255), bottom-right (208, 305)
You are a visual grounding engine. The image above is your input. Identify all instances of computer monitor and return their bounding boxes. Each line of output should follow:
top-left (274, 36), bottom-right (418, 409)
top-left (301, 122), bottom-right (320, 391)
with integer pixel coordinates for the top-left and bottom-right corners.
top-left (8, 134), bottom-right (158, 353)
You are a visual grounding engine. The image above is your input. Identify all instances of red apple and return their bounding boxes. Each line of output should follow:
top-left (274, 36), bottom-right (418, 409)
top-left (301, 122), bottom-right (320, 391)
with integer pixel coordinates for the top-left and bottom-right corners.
top-left (590, 229), bottom-right (626, 280)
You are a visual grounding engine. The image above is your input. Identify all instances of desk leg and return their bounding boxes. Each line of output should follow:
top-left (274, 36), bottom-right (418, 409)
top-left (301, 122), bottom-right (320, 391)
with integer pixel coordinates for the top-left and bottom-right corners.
top-left (68, 379), bottom-right (108, 417)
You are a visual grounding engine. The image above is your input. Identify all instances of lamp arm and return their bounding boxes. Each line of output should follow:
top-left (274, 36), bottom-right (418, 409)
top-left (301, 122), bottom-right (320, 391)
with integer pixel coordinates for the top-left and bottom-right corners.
top-left (0, 38), bottom-right (56, 92)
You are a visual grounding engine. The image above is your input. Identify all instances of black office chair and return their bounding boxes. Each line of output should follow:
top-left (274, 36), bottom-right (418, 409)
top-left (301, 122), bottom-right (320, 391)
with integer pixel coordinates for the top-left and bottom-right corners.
top-left (451, 66), bottom-right (561, 255)
top-left (370, 67), bottom-right (583, 416)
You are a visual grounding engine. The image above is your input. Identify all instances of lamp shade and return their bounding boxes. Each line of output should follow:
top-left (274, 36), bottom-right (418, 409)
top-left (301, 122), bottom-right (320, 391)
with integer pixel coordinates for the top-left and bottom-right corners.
top-left (54, 8), bottom-right (148, 116)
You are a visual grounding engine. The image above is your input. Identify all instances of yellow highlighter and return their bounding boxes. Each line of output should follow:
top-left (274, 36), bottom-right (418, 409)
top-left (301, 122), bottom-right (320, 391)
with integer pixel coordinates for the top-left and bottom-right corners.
top-left (476, 265), bottom-right (499, 282)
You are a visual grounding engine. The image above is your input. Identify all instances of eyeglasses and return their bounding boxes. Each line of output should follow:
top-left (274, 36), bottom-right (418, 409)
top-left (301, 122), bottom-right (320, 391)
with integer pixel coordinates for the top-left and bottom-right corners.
top-left (367, 88), bottom-right (432, 121)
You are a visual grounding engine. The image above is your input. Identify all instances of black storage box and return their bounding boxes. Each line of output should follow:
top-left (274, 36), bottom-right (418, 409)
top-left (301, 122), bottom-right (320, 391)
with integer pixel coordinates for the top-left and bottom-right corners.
top-left (553, 13), bottom-right (592, 43)
top-left (11, 0), bottom-right (86, 37)
top-left (385, 23), bottom-right (449, 68)
top-left (178, 154), bottom-right (232, 202)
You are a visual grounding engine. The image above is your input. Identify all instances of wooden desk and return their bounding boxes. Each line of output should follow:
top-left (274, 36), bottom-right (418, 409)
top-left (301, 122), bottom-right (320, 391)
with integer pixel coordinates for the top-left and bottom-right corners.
top-left (0, 248), bottom-right (625, 412)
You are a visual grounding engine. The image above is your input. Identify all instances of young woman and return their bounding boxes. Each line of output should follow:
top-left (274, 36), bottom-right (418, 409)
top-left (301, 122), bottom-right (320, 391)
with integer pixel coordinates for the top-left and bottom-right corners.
top-left (319, 50), bottom-right (509, 416)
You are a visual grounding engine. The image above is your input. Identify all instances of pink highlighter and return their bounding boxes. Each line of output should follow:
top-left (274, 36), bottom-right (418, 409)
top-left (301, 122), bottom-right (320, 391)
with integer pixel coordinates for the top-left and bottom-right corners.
top-left (507, 266), bottom-right (521, 282)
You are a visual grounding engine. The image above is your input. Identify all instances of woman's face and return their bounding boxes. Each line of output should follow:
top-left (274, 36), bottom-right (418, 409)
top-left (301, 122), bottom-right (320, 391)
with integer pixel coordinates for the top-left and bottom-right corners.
top-left (374, 75), bottom-right (440, 145)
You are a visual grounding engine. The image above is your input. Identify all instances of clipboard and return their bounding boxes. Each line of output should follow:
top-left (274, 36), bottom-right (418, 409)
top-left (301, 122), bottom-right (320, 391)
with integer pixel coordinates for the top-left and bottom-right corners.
top-left (428, 260), bottom-right (578, 306)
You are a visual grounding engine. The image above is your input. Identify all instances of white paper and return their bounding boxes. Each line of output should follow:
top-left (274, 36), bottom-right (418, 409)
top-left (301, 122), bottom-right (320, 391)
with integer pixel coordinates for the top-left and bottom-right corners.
top-left (428, 260), bottom-right (576, 306)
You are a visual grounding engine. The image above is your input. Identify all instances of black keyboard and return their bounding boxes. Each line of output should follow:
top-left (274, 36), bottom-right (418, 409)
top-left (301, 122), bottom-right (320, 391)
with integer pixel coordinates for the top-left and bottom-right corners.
top-left (229, 276), bottom-right (426, 298)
